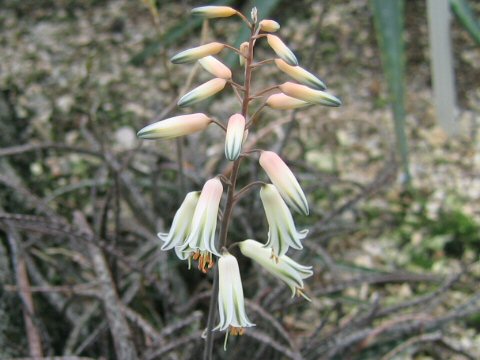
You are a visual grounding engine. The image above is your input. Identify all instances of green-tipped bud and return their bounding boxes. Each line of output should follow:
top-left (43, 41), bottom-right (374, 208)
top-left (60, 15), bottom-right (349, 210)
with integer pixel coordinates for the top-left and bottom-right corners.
top-left (198, 56), bottom-right (232, 79)
top-left (191, 6), bottom-right (237, 19)
top-left (171, 42), bottom-right (224, 64)
top-left (275, 59), bottom-right (326, 90)
top-left (259, 19), bottom-right (280, 32)
top-left (178, 78), bottom-right (227, 107)
top-left (225, 114), bottom-right (246, 161)
top-left (137, 113), bottom-right (211, 139)
top-left (266, 93), bottom-right (310, 110)
top-left (266, 34), bottom-right (298, 66)
top-left (279, 82), bottom-right (341, 107)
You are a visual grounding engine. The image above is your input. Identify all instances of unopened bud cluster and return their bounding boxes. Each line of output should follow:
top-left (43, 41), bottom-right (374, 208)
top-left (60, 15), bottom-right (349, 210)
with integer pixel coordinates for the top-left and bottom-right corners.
top-left (137, 5), bottom-right (341, 345)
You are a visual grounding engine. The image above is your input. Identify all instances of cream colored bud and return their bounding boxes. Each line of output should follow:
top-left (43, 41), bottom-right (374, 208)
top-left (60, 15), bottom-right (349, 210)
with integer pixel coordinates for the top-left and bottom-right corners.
top-left (259, 19), bottom-right (280, 32)
top-left (225, 114), bottom-right (246, 161)
top-left (191, 6), bottom-right (237, 18)
top-left (239, 42), bottom-right (249, 66)
top-left (178, 78), bottom-right (227, 107)
top-left (266, 34), bottom-right (298, 66)
top-left (266, 93), bottom-right (310, 110)
top-left (275, 59), bottom-right (326, 90)
top-left (279, 82), bottom-right (341, 107)
top-left (137, 113), bottom-right (211, 139)
top-left (171, 42), bottom-right (224, 64)
top-left (198, 56), bottom-right (232, 79)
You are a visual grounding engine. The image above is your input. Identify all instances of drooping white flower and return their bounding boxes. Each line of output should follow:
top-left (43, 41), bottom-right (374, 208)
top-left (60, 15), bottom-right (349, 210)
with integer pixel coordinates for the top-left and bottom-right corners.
top-left (239, 239), bottom-right (313, 299)
top-left (178, 178), bottom-right (223, 272)
top-left (224, 114), bottom-right (246, 161)
top-left (260, 184), bottom-right (308, 258)
top-left (214, 251), bottom-right (254, 338)
top-left (158, 191), bottom-right (200, 253)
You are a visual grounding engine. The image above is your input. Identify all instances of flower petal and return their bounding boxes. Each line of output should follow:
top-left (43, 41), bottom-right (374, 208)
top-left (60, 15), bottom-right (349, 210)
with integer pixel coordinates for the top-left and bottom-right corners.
top-left (178, 78), bottom-right (227, 107)
top-left (171, 42), bottom-right (225, 64)
top-left (225, 114), bottom-right (246, 161)
top-left (137, 113), bottom-right (211, 139)
top-left (279, 82), bottom-right (341, 107)
top-left (191, 6), bottom-right (237, 18)
top-left (266, 93), bottom-right (310, 110)
top-left (267, 34), bottom-right (298, 66)
top-left (198, 56), bottom-right (232, 79)
top-left (275, 59), bottom-right (326, 90)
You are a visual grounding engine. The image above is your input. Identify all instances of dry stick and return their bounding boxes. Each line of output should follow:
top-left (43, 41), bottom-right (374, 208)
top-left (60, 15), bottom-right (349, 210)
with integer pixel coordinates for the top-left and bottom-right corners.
top-left (203, 22), bottom-right (257, 360)
top-left (6, 227), bottom-right (44, 358)
top-left (73, 212), bottom-right (138, 360)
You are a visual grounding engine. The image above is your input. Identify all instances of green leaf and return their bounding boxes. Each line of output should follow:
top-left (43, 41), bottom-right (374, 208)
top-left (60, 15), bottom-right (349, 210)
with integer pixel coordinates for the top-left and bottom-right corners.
top-left (450, 0), bottom-right (480, 46)
top-left (370, 0), bottom-right (411, 183)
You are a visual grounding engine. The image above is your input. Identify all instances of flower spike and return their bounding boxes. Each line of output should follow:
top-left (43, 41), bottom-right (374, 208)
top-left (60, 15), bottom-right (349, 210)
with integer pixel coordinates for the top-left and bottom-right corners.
top-left (178, 78), bottom-right (227, 107)
top-left (259, 19), bottom-right (280, 33)
top-left (275, 59), bottom-right (326, 90)
top-left (266, 93), bottom-right (310, 110)
top-left (199, 56), bottom-right (232, 79)
top-left (179, 178), bottom-right (223, 271)
top-left (158, 192), bottom-right (200, 252)
top-left (191, 6), bottom-right (237, 19)
top-left (260, 184), bottom-right (308, 258)
top-left (137, 113), bottom-right (211, 139)
top-left (279, 82), bottom-right (341, 107)
top-left (225, 114), bottom-right (246, 161)
top-left (259, 151), bottom-right (309, 215)
top-left (214, 251), bottom-right (254, 338)
top-left (266, 34), bottom-right (298, 66)
top-left (239, 239), bottom-right (313, 299)
top-left (171, 42), bottom-right (224, 64)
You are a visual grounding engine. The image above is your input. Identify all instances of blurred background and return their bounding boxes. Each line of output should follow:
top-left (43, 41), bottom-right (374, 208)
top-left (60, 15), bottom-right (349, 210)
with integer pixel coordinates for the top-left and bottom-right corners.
top-left (0, 0), bottom-right (479, 359)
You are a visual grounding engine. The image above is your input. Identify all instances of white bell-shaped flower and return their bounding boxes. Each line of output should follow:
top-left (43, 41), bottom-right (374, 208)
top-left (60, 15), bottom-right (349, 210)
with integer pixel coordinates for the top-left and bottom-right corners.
top-left (260, 184), bottom-right (308, 258)
top-left (239, 239), bottom-right (313, 299)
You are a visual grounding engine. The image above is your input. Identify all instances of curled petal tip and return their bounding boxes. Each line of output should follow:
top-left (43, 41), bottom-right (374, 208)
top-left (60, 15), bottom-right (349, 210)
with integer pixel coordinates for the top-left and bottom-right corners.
top-left (267, 34), bottom-right (298, 66)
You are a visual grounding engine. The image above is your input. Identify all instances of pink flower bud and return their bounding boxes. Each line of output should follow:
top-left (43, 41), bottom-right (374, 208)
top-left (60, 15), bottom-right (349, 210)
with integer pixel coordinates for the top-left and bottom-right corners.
top-left (225, 114), bottom-right (246, 161)
top-left (266, 93), bottom-right (310, 110)
top-left (279, 82), bottom-right (341, 107)
top-left (198, 56), bottom-right (232, 79)
top-left (191, 6), bottom-right (237, 19)
top-left (137, 113), bottom-right (211, 139)
top-left (178, 78), bottom-right (227, 107)
top-left (171, 42), bottom-right (224, 64)
top-left (259, 150), bottom-right (309, 215)
top-left (275, 59), bottom-right (326, 90)
top-left (266, 34), bottom-right (298, 66)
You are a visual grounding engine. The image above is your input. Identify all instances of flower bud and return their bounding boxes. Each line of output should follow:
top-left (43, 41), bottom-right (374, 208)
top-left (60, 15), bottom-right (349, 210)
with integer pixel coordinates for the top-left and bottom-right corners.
top-left (275, 59), bottom-right (326, 90)
top-left (191, 6), bottom-right (237, 18)
top-left (224, 114), bottom-right (246, 161)
top-left (178, 78), bottom-right (227, 107)
top-left (259, 150), bottom-right (309, 215)
top-left (239, 239), bottom-right (313, 299)
top-left (239, 42), bottom-right (249, 66)
top-left (171, 42), bottom-right (224, 64)
top-left (259, 19), bottom-right (280, 32)
top-left (279, 82), bottom-right (341, 107)
top-left (198, 56), bottom-right (232, 79)
top-left (137, 113), bottom-right (211, 139)
top-left (266, 93), bottom-right (310, 110)
top-left (266, 34), bottom-right (298, 66)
